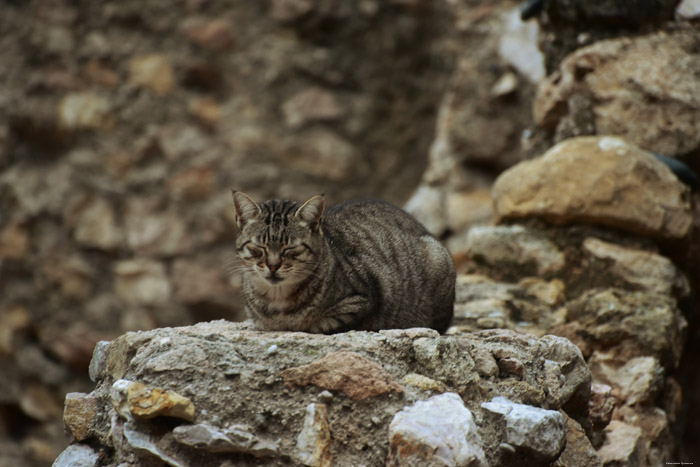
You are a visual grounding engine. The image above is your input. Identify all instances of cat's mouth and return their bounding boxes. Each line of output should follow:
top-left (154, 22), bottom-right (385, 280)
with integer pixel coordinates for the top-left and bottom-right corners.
top-left (265, 274), bottom-right (283, 285)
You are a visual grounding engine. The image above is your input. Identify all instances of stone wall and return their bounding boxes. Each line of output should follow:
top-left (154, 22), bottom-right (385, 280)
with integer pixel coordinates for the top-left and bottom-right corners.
top-left (1, 0), bottom-right (699, 465)
top-left (0, 1), bottom-right (460, 464)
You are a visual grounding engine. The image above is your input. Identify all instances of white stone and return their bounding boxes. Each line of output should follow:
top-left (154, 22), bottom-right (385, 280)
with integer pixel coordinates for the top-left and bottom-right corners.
top-left (597, 420), bottom-right (642, 465)
top-left (296, 402), bottom-right (332, 467)
top-left (404, 184), bottom-right (447, 236)
top-left (52, 444), bottom-right (99, 467)
top-left (481, 397), bottom-right (565, 460)
top-left (498, 8), bottom-right (545, 83)
top-left (389, 392), bottom-right (488, 466)
top-left (676, 0), bottom-right (700, 18)
top-left (588, 354), bottom-right (663, 405)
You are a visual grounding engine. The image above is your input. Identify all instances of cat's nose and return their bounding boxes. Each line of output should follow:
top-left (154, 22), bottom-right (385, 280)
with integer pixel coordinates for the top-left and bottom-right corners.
top-left (267, 262), bottom-right (280, 273)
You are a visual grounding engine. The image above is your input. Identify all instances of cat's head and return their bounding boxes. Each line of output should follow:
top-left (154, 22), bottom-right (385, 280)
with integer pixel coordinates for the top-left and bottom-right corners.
top-left (232, 191), bottom-right (325, 287)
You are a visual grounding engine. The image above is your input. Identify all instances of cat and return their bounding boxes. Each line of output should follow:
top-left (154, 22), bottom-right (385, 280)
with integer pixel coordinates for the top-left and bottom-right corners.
top-left (231, 191), bottom-right (455, 334)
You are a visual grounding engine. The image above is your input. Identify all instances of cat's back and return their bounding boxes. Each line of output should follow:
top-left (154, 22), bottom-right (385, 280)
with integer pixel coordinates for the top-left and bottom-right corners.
top-left (320, 199), bottom-right (455, 332)
top-left (322, 199), bottom-right (427, 242)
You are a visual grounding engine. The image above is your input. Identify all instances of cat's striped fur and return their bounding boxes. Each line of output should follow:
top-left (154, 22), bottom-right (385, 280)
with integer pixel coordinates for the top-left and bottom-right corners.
top-left (232, 191), bottom-right (455, 333)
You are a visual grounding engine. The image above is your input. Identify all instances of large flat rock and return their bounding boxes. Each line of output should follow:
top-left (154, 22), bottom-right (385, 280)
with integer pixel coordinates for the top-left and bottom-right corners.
top-left (64, 321), bottom-right (595, 466)
top-left (492, 136), bottom-right (692, 239)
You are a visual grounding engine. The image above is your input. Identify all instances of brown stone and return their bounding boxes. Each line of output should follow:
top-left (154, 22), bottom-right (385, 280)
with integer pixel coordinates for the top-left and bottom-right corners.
top-left (124, 198), bottom-right (191, 257)
top-left (553, 413), bottom-right (602, 467)
top-left (188, 97), bottom-right (222, 127)
top-left (63, 392), bottom-right (98, 441)
top-left (566, 288), bottom-right (685, 368)
top-left (39, 323), bottom-right (104, 370)
top-left (465, 224), bottom-right (566, 276)
top-left (280, 351), bottom-right (403, 400)
top-left (281, 128), bottom-right (362, 181)
top-left (40, 256), bottom-right (93, 301)
top-left (519, 278), bottom-right (565, 306)
top-left (493, 136), bottom-right (693, 239)
top-left (0, 220), bottom-right (29, 260)
top-left (549, 321), bottom-right (593, 359)
top-left (281, 87), bottom-right (344, 129)
top-left (172, 259), bottom-right (231, 305)
top-left (583, 237), bottom-right (689, 296)
top-left (72, 196), bottom-right (123, 251)
top-left (589, 383), bottom-right (616, 431)
top-left (113, 380), bottom-right (195, 422)
top-left (0, 305), bottom-right (30, 355)
top-left (180, 17), bottom-right (235, 51)
top-left (157, 123), bottom-right (209, 160)
top-left (168, 167), bottom-right (216, 201)
top-left (445, 189), bottom-right (494, 233)
top-left (271, 0), bottom-right (314, 22)
top-left (20, 382), bottom-right (63, 422)
top-left (83, 59), bottom-right (119, 87)
top-left (113, 259), bottom-right (171, 306)
top-left (401, 373), bottom-right (446, 393)
top-left (128, 54), bottom-right (175, 96)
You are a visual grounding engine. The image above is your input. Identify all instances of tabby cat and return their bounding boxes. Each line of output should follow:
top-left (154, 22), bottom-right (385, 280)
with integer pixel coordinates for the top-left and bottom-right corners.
top-left (232, 191), bottom-right (455, 334)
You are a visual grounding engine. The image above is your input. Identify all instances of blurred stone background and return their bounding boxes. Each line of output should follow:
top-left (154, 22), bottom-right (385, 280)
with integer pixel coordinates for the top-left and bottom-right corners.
top-left (1, 0), bottom-right (699, 465)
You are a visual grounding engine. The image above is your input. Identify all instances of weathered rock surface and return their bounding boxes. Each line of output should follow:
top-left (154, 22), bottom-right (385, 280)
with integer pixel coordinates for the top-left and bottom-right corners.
top-left (588, 354), bottom-right (663, 406)
top-left (597, 420), bottom-right (643, 466)
top-left (492, 136), bottom-right (693, 239)
top-left (534, 29), bottom-right (700, 156)
top-left (465, 225), bottom-right (565, 276)
top-left (455, 213), bottom-right (691, 465)
top-left (173, 422), bottom-right (278, 457)
top-left (59, 321), bottom-right (595, 466)
top-left (280, 350), bottom-right (403, 401)
top-left (566, 288), bottom-right (686, 368)
top-left (582, 237), bottom-right (689, 297)
top-left (451, 274), bottom-right (565, 337)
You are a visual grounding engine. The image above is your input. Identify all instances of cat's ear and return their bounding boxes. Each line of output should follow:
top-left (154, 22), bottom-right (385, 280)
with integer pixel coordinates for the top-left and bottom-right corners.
top-left (295, 194), bottom-right (325, 231)
top-left (232, 190), bottom-right (261, 229)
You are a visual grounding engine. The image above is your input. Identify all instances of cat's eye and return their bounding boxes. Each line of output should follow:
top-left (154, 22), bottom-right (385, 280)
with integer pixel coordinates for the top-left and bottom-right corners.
top-left (282, 246), bottom-right (306, 258)
top-left (247, 246), bottom-right (265, 258)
